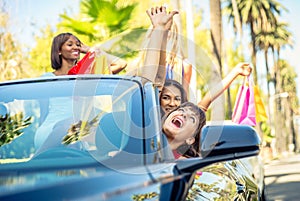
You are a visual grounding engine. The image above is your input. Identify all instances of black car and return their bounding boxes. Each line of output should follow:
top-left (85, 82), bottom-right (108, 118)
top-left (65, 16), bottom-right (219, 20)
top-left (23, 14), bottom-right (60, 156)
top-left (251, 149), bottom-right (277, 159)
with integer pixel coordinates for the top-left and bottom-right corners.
top-left (0, 75), bottom-right (264, 200)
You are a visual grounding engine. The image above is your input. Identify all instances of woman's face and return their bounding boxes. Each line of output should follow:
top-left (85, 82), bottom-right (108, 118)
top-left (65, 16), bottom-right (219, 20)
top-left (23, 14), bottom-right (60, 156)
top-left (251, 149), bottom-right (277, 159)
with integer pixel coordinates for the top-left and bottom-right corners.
top-left (160, 85), bottom-right (182, 114)
top-left (163, 106), bottom-right (199, 145)
top-left (60, 35), bottom-right (81, 62)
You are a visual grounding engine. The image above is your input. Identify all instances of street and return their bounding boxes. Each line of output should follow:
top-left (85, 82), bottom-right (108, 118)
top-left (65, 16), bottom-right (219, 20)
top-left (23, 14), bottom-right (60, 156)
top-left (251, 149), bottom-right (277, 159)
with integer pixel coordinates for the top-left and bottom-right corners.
top-left (264, 153), bottom-right (300, 201)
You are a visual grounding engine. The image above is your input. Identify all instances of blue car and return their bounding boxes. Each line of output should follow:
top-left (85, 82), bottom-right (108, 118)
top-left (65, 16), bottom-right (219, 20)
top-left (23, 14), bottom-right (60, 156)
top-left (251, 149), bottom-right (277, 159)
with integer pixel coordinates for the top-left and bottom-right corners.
top-left (0, 75), bottom-right (264, 200)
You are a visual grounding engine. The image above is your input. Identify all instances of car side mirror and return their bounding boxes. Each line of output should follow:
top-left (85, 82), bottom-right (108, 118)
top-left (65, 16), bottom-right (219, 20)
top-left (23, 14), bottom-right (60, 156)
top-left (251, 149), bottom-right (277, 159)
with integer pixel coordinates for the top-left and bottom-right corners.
top-left (200, 124), bottom-right (261, 158)
top-left (176, 125), bottom-right (261, 173)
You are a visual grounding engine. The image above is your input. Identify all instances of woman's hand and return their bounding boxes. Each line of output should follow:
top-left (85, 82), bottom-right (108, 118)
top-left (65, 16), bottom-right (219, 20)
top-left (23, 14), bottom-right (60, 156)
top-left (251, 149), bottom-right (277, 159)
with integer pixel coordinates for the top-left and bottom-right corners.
top-left (235, 62), bottom-right (252, 76)
top-left (90, 44), bottom-right (105, 57)
top-left (146, 6), bottom-right (179, 31)
top-left (80, 44), bottom-right (90, 54)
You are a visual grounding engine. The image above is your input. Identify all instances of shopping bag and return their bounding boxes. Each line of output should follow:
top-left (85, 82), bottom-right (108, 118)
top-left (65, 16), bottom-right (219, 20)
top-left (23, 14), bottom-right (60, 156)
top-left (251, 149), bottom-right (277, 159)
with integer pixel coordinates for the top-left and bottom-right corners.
top-left (254, 86), bottom-right (268, 122)
top-left (68, 51), bottom-right (96, 75)
top-left (68, 51), bottom-right (109, 75)
top-left (232, 75), bottom-right (256, 126)
top-left (92, 54), bottom-right (109, 74)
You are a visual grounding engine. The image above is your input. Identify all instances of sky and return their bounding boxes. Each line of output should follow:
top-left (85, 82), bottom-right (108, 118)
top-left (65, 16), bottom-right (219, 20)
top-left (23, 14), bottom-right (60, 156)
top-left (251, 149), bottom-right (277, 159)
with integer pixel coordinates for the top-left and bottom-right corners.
top-left (4, 0), bottom-right (80, 48)
top-left (3, 0), bottom-right (300, 97)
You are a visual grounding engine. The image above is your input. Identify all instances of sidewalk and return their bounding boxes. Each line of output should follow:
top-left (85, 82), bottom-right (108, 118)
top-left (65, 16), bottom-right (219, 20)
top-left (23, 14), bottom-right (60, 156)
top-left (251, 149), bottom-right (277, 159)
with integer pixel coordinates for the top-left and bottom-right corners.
top-left (264, 153), bottom-right (300, 201)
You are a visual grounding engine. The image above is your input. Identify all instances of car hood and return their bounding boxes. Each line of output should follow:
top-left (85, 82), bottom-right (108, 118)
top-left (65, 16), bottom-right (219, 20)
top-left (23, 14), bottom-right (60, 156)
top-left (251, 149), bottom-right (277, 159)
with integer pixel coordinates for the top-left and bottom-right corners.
top-left (0, 163), bottom-right (163, 201)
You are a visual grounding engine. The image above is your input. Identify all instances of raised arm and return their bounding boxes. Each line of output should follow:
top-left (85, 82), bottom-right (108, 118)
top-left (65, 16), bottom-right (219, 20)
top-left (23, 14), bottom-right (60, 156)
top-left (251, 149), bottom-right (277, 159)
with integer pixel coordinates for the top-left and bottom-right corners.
top-left (198, 62), bottom-right (252, 111)
top-left (142, 6), bottom-right (178, 88)
top-left (182, 59), bottom-right (192, 95)
top-left (82, 43), bottom-right (127, 74)
top-left (103, 52), bottom-right (127, 74)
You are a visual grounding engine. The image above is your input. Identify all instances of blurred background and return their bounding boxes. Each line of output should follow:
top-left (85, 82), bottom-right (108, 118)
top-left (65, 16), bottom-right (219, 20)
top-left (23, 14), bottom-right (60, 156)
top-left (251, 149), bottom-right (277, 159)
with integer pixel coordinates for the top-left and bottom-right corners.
top-left (1, 0), bottom-right (299, 161)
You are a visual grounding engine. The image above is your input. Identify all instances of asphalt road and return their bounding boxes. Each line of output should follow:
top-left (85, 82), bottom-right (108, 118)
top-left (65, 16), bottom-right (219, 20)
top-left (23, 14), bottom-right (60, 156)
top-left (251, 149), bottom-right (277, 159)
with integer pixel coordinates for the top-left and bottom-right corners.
top-left (264, 153), bottom-right (300, 201)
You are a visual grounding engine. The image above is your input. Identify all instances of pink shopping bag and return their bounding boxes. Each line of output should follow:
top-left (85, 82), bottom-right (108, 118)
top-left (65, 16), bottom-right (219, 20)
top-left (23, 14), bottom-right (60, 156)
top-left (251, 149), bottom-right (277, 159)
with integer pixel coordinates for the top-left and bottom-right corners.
top-left (232, 75), bottom-right (256, 126)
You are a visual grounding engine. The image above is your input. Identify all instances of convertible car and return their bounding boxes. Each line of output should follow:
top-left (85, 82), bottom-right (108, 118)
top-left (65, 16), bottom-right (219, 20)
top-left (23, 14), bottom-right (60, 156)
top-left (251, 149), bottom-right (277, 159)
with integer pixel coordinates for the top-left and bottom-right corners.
top-left (0, 75), bottom-right (264, 200)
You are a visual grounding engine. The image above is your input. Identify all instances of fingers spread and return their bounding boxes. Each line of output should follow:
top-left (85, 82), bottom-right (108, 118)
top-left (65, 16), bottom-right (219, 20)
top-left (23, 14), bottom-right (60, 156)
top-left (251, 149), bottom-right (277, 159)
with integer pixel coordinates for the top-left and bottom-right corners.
top-left (170, 10), bottom-right (179, 17)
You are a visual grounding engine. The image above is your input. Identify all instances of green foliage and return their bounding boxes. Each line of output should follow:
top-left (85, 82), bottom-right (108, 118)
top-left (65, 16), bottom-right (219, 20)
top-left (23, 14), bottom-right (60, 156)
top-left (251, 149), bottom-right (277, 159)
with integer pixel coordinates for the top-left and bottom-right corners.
top-left (28, 25), bottom-right (56, 74)
top-left (223, 0), bottom-right (287, 84)
top-left (278, 59), bottom-right (299, 111)
top-left (0, 113), bottom-right (33, 147)
top-left (99, 28), bottom-right (148, 60)
top-left (0, 11), bottom-right (34, 81)
top-left (131, 192), bottom-right (158, 201)
top-left (62, 115), bottom-right (100, 145)
top-left (59, 0), bottom-right (138, 43)
top-left (225, 40), bottom-right (245, 73)
top-left (260, 121), bottom-right (272, 144)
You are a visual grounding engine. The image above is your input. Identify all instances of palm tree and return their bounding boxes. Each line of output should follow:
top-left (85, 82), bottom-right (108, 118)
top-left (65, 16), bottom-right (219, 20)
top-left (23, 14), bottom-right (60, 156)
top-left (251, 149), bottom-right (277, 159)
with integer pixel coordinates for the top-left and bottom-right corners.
top-left (210, 0), bottom-right (226, 119)
top-left (251, 18), bottom-right (292, 130)
top-left (223, 0), bottom-right (283, 85)
top-left (266, 22), bottom-right (293, 155)
top-left (255, 28), bottom-right (273, 97)
top-left (257, 23), bottom-right (293, 155)
top-left (0, 112), bottom-right (32, 147)
top-left (275, 60), bottom-right (298, 153)
top-left (210, 0), bottom-right (222, 75)
top-left (59, 0), bottom-right (137, 43)
top-left (270, 22), bottom-right (293, 93)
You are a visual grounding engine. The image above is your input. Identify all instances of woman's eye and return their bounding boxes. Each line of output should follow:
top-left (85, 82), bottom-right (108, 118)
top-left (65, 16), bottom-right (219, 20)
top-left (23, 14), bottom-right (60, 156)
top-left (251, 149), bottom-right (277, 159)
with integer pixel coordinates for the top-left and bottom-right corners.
top-left (175, 97), bottom-right (181, 102)
top-left (178, 108), bottom-right (184, 112)
top-left (162, 96), bottom-right (170, 100)
top-left (190, 116), bottom-right (196, 123)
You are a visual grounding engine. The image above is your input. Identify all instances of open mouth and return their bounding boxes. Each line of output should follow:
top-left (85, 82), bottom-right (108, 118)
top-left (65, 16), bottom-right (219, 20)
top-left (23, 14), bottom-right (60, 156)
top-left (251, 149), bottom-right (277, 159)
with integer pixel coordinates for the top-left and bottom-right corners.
top-left (171, 117), bottom-right (183, 128)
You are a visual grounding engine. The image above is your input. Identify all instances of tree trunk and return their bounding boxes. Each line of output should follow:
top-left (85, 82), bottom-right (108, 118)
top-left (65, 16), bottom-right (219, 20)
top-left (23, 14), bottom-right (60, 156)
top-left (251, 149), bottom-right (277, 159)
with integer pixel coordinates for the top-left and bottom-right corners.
top-left (290, 108), bottom-right (297, 152)
top-left (209, 0), bottom-right (225, 120)
top-left (231, 0), bottom-right (242, 36)
top-left (264, 48), bottom-right (272, 128)
top-left (264, 49), bottom-right (270, 98)
top-left (250, 21), bottom-right (258, 85)
top-left (210, 0), bottom-right (222, 76)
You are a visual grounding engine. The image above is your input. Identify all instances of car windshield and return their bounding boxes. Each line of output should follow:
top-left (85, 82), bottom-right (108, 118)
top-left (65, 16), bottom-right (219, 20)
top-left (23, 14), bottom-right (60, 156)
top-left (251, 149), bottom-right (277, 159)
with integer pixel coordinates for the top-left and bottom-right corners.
top-left (0, 76), bottom-right (143, 164)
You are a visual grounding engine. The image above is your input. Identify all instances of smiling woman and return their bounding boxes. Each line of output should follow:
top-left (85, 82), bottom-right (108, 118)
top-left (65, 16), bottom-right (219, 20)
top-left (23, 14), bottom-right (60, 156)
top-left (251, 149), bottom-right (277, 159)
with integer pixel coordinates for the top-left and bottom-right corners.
top-left (41, 32), bottom-right (127, 77)
top-left (49, 33), bottom-right (84, 76)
